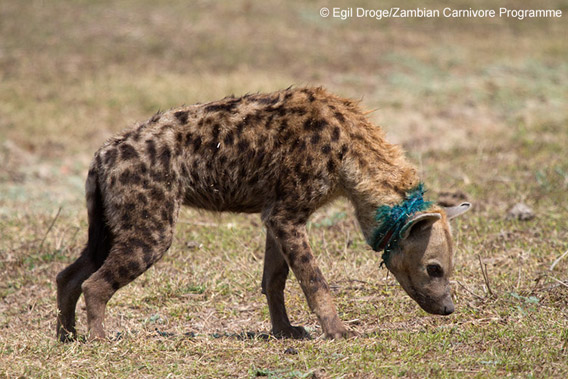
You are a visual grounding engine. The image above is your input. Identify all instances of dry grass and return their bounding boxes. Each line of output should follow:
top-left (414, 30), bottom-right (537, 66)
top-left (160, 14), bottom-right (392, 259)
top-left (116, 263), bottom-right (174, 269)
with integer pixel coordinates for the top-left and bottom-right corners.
top-left (1, 0), bottom-right (567, 377)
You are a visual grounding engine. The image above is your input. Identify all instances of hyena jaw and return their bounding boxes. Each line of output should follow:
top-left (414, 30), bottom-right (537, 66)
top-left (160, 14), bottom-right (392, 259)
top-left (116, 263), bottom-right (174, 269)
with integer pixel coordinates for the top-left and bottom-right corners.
top-left (56, 87), bottom-right (469, 341)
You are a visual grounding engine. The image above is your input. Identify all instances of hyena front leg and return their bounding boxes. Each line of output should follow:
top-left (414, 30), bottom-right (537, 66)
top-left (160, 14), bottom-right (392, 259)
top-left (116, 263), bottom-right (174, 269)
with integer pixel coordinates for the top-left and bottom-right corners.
top-left (264, 211), bottom-right (354, 339)
top-left (261, 231), bottom-right (311, 339)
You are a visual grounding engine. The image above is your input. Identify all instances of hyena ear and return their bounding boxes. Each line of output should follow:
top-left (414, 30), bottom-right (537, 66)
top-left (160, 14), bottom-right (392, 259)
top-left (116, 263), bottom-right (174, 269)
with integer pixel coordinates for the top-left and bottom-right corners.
top-left (444, 202), bottom-right (471, 220)
top-left (400, 213), bottom-right (442, 240)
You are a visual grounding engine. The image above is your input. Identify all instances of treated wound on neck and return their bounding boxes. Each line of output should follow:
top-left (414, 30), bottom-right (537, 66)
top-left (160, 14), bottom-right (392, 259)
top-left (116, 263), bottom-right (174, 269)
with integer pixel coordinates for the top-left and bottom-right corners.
top-left (371, 183), bottom-right (433, 261)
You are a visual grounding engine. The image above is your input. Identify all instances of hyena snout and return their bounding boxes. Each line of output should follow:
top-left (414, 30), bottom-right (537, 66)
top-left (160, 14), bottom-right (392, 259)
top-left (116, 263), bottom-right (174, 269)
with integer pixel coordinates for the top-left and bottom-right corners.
top-left (413, 290), bottom-right (454, 316)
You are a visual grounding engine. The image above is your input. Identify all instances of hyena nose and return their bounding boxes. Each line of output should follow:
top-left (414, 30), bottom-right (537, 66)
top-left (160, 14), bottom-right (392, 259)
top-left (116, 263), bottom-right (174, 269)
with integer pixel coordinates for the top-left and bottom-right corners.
top-left (442, 303), bottom-right (454, 315)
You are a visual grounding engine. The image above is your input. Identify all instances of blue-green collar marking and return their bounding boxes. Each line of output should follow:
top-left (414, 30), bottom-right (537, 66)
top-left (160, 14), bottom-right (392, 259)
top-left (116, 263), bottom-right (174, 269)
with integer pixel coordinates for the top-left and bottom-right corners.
top-left (370, 183), bottom-right (432, 263)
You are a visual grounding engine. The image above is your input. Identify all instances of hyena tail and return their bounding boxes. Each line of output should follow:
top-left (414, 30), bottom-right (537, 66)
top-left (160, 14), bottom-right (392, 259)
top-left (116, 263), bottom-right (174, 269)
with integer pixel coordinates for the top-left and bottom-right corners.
top-left (56, 162), bottom-right (113, 341)
top-left (84, 164), bottom-right (113, 268)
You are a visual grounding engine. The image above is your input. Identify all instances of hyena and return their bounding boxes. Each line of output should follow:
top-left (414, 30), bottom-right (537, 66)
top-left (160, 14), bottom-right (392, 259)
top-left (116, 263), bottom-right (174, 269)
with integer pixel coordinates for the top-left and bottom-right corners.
top-left (56, 87), bottom-right (470, 341)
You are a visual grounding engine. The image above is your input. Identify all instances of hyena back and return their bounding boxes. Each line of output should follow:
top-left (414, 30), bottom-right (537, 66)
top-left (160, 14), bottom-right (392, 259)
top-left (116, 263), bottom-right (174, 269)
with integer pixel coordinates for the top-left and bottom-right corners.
top-left (56, 87), bottom-right (469, 341)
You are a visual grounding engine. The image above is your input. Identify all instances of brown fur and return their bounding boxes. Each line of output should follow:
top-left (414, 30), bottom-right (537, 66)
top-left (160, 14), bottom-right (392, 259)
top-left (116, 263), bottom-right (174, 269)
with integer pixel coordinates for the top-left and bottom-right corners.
top-left (56, 87), bottom-right (467, 341)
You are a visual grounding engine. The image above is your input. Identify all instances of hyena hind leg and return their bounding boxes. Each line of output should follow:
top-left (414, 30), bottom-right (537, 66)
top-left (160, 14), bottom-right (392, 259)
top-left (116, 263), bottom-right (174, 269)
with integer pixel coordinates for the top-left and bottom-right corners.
top-left (81, 230), bottom-right (174, 341)
top-left (56, 252), bottom-right (98, 342)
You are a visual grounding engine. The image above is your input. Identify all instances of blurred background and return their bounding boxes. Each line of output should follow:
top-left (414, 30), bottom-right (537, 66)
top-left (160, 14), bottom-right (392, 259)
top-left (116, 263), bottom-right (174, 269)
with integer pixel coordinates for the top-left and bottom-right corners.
top-left (0, 0), bottom-right (566, 212)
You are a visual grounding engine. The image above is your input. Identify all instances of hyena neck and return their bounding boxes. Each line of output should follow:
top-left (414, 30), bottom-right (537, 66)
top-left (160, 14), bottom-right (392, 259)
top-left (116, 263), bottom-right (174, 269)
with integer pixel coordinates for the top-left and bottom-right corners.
top-left (369, 183), bottom-right (433, 260)
top-left (344, 138), bottom-right (423, 247)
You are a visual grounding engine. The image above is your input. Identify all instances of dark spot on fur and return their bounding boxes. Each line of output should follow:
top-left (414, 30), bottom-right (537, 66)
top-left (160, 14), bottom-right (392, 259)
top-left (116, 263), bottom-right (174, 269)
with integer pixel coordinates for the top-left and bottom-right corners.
top-left (255, 149), bottom-right (266, 167)
top-left (277, 119), bottom-right (288, 133)
top-left (204, 100), bottom-right (239, 113)
top-left (236, 114), bottom-right (256, 137)
top-left (124, 202), bottom-right (136, 212)
top-left (118, 266), bottom-right (129, 278)
top-left (339, 144), bottom-right (349, 160)
top-left (275, 179), bottom-right (284, 198)
top-left (212, 124), bottom-right (220, 139)
top-left (248, 174), bottom-right (259, 185)
top-left (290, 138), bottom-right (301, 152)
top-left (101, 269), bottom-right (116, 286)
top-left (185, 132), bottom-right (193, 147)
top-left (150, 170), bottom-right (166, 183)
top-left (310, 134), bottom-right (320, 145)
top-left (131, 129), bottom-right (142, 142)
top-left (264, 114), bottom-right (276, 129)
top-left (321, 144), bottom-right (331, 154)
top-left (334, 112), bottom-right (345, 123)
top-left (280, 131), bottom-right (293, 143)
top-left (161, 209), bottom-right (169, 223)
top-left (130, 238), bottom-right (151, 254)
top-left (224, 131), bottom-right (234, 146)
top-left (191, 168), bottom-right (200, 182)
top-left (299, 254), bottom-right (311, 264)
top-left (127, 260), bottom-right (140, 273)
top-left (120, 144), bottom-right (139, 160)
top-left (104, 149), bottom-right (118, 167)
top-left (332, 126), bottom-right (340, 141)
top-left (141, 209), bottom-right (151, 219)
top-left (143, 249), bottom-right (153, 267)
top-left (256, 95), bottom-right (279, 105)
top-left (159, 146), bottom-right (171, 168)
top-left (352, 133), bottom-right (365, 141)
top-left (95, 154), bottom-right (103, 170)
top-left (304, 118), bottom-right (327, 131)
top-left (119, 170), bottom-right (141, 186)
top-left (286, 248), bottom-right (298, 266)
top-left (174, 110), bottom-right (189, 124)
top-left (165, 200), bottom-right (174, 214)
top-left (137, 162), bottom-right (148, 175)
top-left (192, 136), bottom-right (202, 152)
top-left (180, 163), bottom-right (190, 178)
top-left (137, 193), bottom-right (148, 205)
top-left (327, 159), bottom-right (336, 172)
top-left (289, 107), bottom-right (307, 116)
top-left (208, 141), bottom-right (219, 155)
top-left (146, 140), bottom-right (157, 166)
top-left (237, 140), bottom-right (249, 152)
top-left (149, 187), bottom-right (165, 202)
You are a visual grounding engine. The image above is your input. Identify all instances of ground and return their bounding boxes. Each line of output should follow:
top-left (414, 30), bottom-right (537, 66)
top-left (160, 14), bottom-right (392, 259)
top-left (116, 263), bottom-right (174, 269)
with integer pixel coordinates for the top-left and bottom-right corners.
top-left (0, 0), bottom-right (567, 377)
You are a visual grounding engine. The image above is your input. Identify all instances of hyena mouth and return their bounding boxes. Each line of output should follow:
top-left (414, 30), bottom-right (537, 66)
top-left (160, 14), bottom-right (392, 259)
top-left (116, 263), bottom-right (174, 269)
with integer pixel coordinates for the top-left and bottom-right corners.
top-left (408, 284), bottom-right (454, 316)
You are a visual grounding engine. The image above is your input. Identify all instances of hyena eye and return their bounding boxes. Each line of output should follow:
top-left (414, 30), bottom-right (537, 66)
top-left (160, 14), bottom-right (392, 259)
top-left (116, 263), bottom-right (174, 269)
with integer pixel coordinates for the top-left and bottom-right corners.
top-left (427, 264), bottom-right (444, 278)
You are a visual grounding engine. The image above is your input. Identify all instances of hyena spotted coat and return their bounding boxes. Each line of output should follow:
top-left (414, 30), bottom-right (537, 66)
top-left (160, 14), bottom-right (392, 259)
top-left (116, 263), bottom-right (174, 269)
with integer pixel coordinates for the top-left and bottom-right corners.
top-left (56, 87), bottom-right (470, 341)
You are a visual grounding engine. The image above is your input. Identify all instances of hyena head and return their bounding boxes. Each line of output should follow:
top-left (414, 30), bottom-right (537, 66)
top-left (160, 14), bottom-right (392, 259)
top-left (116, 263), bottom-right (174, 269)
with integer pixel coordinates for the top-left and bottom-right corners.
top-left (383, 203), bottom-right (471, 315)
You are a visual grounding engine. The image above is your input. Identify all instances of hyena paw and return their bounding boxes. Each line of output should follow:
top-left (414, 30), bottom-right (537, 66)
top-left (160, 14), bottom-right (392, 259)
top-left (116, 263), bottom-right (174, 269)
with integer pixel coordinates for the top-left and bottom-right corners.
top-left (324, 328), bottom-right (358, 340)
top-left (273, 325), bottom-right (312, 340)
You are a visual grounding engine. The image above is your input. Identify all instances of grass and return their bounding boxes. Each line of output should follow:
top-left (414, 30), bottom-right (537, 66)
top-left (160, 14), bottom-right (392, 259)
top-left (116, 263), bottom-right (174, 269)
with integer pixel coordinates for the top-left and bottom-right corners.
top-left (1, 0), bottom-right (567, 377)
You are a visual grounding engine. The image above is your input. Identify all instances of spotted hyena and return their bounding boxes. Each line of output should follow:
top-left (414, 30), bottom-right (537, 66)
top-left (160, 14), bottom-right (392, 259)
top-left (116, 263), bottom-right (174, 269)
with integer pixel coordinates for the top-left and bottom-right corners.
top-left (56, 87), bottom-right (470, 341)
